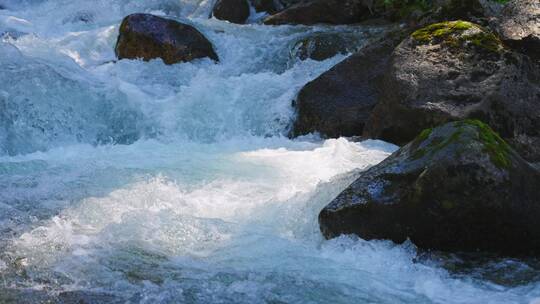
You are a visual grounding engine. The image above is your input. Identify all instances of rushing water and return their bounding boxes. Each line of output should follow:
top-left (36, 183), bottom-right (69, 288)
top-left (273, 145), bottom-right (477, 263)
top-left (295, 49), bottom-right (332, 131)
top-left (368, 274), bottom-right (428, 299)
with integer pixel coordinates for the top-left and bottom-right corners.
top-left (1, 1), bottom-right (540, 303)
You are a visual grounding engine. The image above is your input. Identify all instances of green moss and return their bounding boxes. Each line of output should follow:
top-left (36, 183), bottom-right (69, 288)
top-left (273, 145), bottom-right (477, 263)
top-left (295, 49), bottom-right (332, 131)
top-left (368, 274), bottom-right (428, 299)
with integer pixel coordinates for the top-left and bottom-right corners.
top-left (463, 32), bottom-right (503, 53)
top-left (411, 120), bottom-right (512, 169)
top-left (417, 128), bottom-right (433, 141)
top-left (412, 21), bottom-right (473, 44)
top-left (411, 128), bottom-right (433, 159)
top-left (411, 127), bottom-right (464, 160)
top-left (411, 20), bottom-right (503, 53)
top-left (412, 148), bottom-right (427, 160)
top-left (434, 130), bottom-right (461, 152)
top-left (461, 119), bottom-right (512, 169)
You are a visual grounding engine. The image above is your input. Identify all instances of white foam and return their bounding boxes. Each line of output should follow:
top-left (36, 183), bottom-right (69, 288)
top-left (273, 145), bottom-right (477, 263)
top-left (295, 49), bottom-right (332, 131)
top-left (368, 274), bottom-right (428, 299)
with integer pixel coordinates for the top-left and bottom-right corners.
top-left (1, 0), bottom-right (539, 302)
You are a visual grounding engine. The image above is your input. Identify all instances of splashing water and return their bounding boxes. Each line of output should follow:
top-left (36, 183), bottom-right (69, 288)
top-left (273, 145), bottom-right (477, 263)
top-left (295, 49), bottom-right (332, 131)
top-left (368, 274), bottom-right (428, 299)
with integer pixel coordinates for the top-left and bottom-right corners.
top-left (1, 0), bottom-right (540, 303)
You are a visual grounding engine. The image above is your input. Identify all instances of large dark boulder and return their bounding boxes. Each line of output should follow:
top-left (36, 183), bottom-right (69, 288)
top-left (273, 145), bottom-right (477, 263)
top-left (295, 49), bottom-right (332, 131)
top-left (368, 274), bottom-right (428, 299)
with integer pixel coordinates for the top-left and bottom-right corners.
top-left (263, 0), bottom-right (370, 25)
top-left (320, 120), bottom-right (540, 256)
top-left (364, 21), bottom-right (540, 162)
top-left (291, 28), bottom-right (407, 138)
top-left (212, 0), bottom-right (250, 24)
top-left (497, 0), bottom-right (540, 63)
top-left (115, 14), bottom-right (218, 65)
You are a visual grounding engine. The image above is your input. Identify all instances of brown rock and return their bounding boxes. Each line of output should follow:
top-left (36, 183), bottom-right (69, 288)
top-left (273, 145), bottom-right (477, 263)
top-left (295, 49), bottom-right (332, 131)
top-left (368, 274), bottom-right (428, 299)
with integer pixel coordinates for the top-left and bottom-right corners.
top-left (115, 14), bottom-right (218, 65)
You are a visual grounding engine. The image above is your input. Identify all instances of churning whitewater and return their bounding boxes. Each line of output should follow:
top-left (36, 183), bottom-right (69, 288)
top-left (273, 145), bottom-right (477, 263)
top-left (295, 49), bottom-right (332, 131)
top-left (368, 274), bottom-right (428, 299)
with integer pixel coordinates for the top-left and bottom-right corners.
top-left (1, 0), bottom-right (540, 303)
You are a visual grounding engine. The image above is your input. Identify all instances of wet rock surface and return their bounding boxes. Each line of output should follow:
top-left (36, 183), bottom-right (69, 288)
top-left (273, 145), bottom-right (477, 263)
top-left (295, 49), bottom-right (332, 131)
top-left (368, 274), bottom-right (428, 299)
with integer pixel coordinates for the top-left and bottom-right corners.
top-left (115, 14), bottom-right (218, 65)
top-left (291, 28), bottom-right (408, 138)
top-left (320, 120), bottom-right (540, 256)
top-left (212, 0), bottom-right (250, 24)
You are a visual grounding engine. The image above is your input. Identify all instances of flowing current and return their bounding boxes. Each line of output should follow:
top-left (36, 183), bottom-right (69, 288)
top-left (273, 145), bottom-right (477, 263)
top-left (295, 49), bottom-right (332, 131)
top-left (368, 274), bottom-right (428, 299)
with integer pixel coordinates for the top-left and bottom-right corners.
top-left (1, 1), bottom-right (540, 303)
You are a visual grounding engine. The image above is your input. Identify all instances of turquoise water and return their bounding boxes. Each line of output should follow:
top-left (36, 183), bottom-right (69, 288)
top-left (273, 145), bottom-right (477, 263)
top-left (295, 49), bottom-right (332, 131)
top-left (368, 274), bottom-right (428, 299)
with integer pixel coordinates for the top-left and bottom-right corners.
top-left (0, 1), bottom-right (539, 303)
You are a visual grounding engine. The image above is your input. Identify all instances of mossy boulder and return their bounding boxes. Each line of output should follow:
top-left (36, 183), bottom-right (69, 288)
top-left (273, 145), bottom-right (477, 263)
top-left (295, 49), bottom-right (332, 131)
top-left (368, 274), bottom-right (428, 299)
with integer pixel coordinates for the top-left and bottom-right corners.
top-left (291, 27), bottom-right (407, 138)
top-left (410, 20), bottom-right (503, 52)
top-left (263, 0), bottom-right (370, 25)
top-left (364, 20), bottom-right (540, 162)
top-left (212, 0), bottom-right (250, 24)
top-left (320, 120), bottom-right (540, 256)
top-left (115, 14), bottom-right (218, 65)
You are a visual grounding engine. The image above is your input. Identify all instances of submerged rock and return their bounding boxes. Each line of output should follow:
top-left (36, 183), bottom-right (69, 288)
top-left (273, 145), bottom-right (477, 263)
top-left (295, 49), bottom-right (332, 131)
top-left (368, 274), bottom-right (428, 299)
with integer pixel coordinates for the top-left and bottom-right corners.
top-left (291, 28), bottom-right (407, 138)
top-left (263, 0), bottom-right (369, 25)
top-left (497, 0), bottom-right (540, 63)
top-left (115, 14), bottom-right (218, 65)
top-left (364, 21), bottom-right (540, 162)
top-left (212, 0), bottom-right (250, 24)
top-left (320, 120), bottom-right (540, 256)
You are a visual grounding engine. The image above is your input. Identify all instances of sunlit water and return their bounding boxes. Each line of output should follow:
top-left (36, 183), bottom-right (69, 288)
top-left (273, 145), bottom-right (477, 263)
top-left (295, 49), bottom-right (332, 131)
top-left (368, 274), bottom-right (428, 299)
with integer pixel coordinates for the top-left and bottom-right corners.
top-left (1, 1), bottom-right (539, 303)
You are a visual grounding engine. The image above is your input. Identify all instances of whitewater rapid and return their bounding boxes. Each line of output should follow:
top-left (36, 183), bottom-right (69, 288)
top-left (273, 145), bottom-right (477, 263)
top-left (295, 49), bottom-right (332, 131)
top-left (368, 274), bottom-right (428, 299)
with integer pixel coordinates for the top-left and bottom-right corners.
top-left (1, 0), bottom-right (540, 303)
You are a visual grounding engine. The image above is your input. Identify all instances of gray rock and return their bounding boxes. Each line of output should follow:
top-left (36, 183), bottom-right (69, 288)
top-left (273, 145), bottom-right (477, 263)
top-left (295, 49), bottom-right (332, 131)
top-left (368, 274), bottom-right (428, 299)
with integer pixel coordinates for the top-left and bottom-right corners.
top-left (498, 0), bottom-right (539, 41)
top-left (367, 0), bottom-right (501, 26)
top-left (213, 0), bottom-right (250, 24)
top-left (115, 14), bottom-right (218, 65)
top-left (263, 0), bottom-right (369, 25)
top-left (364, 21), bottom-right (540, 162)
top-left (497, 0), bottom-right (540, 62)
top-left (320, 120), bottom-right (540, 256)
top-left (291, 32), bottom-right (359, 62)
top-left (291, 28), bottom-right (407, 138)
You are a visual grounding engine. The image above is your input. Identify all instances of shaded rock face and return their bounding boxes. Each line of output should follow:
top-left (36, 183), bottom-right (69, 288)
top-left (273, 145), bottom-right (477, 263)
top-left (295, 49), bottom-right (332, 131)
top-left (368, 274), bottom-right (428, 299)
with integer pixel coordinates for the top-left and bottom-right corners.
top-left (435, 0), bottom-right (490, 20)
top-left (251, 0), bottom-right (279, 13)
top-left (213, 0), bottom-right (250, 24)
top-left (263, 0), bottom-right (369, 25)
top-left (291, 32), bottom-right (360, 62)
top-left (115, 14), bottom-right (218, 65)
top-left (320, 120), bottom-right (540, 256)
top-left (277, 0), bottom-right (303, 8)
top-left (364, 21), bottom-right (540, 162)
top-left (497, 0), bottom-right (540, 63)
top-left (369, 0), bottom-right (501, 26)
top-left (291, 28), bottom-right (407, 138)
